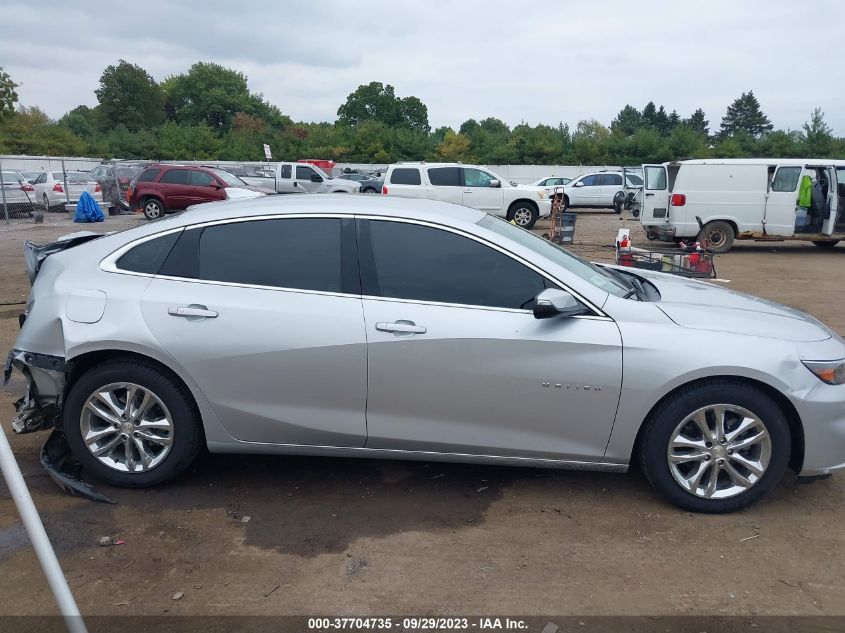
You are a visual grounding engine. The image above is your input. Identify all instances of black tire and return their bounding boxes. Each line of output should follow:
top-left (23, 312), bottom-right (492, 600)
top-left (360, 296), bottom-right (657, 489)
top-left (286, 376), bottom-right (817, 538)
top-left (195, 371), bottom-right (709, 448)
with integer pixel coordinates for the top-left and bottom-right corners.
top-left (699, 220), bottom-right (735, 253)
top-left (362, 187), bottom-right (378, 194)
top-left (638, 380), bottom-right (790, 513)
top-left (561, 195), bottom-right (570, 212)
top-left (508, 201), bottom-right (539, 229)
top-left (142, 197), bottom-right (165, 221)
top-left (812, 240), bottom-right (839, 248)
top-left (42, 194), bottom-right (54, 213)
top-left (63, 359), bottom-right (203, 488)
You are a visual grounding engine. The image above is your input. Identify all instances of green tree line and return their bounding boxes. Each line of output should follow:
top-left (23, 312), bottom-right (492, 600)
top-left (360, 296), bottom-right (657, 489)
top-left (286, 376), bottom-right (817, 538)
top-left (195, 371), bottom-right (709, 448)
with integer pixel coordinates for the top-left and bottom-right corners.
top-left (1, 61), bottom-right (843, 164)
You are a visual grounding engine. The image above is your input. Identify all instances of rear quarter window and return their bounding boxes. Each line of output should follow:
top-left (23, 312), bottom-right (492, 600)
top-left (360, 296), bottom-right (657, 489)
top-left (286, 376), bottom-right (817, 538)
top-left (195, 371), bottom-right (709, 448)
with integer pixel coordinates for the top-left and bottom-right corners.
top-left (389, 168), bottom-right (422, 185)
top-left (138, 168), bottom-right (162, 183)
top-left (116, 232), bottom-right (181, 274)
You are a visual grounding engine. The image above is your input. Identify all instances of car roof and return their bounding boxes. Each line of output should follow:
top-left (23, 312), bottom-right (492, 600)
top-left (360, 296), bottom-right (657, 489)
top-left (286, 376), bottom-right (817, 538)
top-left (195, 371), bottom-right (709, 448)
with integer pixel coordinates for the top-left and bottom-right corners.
top-left (128, 195), bottom-right (487, 238)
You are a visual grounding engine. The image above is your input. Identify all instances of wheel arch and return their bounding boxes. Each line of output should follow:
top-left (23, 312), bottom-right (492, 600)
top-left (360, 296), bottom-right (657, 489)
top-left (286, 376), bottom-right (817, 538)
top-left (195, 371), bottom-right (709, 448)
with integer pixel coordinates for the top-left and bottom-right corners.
top-left (506, 198), bottom-right (539, 219)
top-left (630, 375), bottom-right (804, 473)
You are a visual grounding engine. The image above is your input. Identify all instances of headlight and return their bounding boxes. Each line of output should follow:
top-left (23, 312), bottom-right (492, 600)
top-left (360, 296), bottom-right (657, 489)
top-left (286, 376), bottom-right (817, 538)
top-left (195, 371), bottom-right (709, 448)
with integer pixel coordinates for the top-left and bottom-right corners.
top-left (802, 359), bottom-right (845, 385)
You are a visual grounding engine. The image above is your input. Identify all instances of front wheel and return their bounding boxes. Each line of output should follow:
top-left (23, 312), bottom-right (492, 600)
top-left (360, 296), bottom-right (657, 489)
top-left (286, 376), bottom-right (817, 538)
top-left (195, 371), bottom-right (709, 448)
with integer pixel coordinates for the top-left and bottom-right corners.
top-left (63, 359), bottom-right (203, 488)
top-left (699, 220), bottom-right (735, 253)
top-left (509, 202), bottom-right (539, 229)
top-left (638, 380), bottom-right (790, 513)
top-left (812, 240), bottom-right (840, 248)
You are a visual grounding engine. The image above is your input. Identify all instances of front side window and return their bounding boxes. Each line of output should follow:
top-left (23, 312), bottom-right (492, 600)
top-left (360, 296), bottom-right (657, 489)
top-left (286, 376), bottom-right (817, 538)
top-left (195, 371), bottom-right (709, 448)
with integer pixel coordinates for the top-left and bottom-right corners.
top-left (463, 168), bottom-right (496, 188)
top-left (771, 166), bottom-right (801, 192)
top-left (579, 175), bottom-right (599, 186)
top-left (160, 169), bottom-right (189, 185)
top-left (190, 170), bottom-right (215, 187)
top-left (645, 166), bottom-right (667, 190)
top-left (198, 218), bottom-right (342, 293)
top-left (389, 168), bottom-right (422, 185)
top-left (362, 220), bottom-right (549, 310)
top-left (427, 167), bottom-right (461, 187)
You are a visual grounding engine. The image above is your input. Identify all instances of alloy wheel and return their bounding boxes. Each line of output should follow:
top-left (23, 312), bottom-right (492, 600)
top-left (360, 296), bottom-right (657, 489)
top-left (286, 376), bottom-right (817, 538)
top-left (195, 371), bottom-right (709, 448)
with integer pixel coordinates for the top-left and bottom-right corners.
top-left (144, 201), bottom-right (161, 219)
top-left (513, 207), bottom-right (533, 227)
top-left (667, 404), bottom-right (771, 499)
top-left (80, 382), bottom-right (174, 473)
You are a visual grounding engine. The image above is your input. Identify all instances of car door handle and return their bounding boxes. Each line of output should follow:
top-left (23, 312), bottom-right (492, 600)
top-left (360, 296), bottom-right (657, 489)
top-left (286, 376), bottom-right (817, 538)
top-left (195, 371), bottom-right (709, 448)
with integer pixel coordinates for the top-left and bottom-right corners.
top-left (463, 189), bottom-right (472, 193)
top-left (375, 321), bottom-right (427, 334)
top-left (645, 193), bottom-right (655, 197)
top-left (168, 305), bottom-right (218, 319)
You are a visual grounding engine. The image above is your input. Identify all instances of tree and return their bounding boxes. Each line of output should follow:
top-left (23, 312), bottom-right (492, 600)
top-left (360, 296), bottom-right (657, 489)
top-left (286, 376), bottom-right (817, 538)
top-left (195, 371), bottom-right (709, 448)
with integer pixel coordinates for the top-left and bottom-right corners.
top-left (803, 107), bottom-right (834, 155)
top-left (95, 60), bottom-right (164, 131)
top-left (610, 105), bottom-right (643, 137)
top-left (683, 108), bottom-right (709, 136)
top-left (58, 105), bottom-right (100, 141)
top-left (719, 91), bottom-right (773, 139)
top-left (163, 62), bottom-right (288, 132)
top-left (435, 130), bottom-right (472, 162)
top-left (337, 81), bottom-right (429, 132)
top-left (0, 67), bottom-right (19, 120)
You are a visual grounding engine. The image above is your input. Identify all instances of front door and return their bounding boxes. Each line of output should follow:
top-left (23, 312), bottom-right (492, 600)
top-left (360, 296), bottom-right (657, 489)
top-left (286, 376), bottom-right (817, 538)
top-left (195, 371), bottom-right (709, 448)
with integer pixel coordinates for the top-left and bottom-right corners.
top-left (461, 167), bottom-right (504, 214)
top-left (140, 216), bottom-right (367, 447)
top-left (295, 164), bottom-right (323, 193)
top-left (763, 165), bottom-right (802, 236)
top-left (189, 169), bottom-right (226, 206)
top-left (357, 218), bottom-right (623, 462)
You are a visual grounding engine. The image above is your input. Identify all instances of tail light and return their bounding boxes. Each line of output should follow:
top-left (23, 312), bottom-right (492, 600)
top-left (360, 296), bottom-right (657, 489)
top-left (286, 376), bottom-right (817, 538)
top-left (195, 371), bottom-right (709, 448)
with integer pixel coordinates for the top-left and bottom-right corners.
top-left (94, 183), bottom-right (101, 193)
top-left (52, 183), bottom-right (64, 193)
top-left (382, 185), bottom-right (388, 195)
top-left (671, 193), bottom-right (686, 206)
top-left (21, 184), bottom-right (35, 192)
top-left (126, 187), bottom-right (133, 201)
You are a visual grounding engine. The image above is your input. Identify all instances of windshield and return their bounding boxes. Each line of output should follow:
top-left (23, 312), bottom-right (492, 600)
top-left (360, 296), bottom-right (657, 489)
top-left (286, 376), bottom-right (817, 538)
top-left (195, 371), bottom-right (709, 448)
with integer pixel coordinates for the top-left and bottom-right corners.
top-left (212, 169), bottom-right (247, 187)
top-left (53, 172), bottom-right (92, 183)
top-left (478, 215), bottom-right (629, 297)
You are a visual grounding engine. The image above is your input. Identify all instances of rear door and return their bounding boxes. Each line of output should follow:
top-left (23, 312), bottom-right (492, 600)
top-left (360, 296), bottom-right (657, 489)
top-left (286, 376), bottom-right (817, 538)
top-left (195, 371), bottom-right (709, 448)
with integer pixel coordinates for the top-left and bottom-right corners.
top-left (426, 167), bottom-right (463, 204)
top-left (641, 165), bottom-right (670, 225)
top-left (157, 168), bottom-right (192, 209)
top-left (763, 165), bottom-right (802, 236)
top-left (139, 216), bottom-right (368, 447)
top-left (598, 173), bottom-right (624, 205)
top-left (461, 167), bottom-right (504, 213)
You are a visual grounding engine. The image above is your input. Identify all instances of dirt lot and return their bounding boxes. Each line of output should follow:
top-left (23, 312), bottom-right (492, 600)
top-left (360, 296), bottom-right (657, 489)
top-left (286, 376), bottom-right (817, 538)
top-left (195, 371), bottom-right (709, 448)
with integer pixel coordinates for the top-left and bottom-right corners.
top-left (0, 210), bottom-right (843, 619)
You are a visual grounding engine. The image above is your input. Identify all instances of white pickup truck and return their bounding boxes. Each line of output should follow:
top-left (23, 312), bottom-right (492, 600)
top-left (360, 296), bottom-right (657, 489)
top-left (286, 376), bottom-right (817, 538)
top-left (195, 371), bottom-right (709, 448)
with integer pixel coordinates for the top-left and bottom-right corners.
top-left (238, 162), bottom-right (359, 194)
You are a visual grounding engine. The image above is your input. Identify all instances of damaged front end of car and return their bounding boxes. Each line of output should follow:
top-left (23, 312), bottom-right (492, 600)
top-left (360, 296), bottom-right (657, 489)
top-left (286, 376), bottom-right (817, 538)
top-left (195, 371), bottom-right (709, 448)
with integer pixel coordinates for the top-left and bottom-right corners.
top-left (5, 349), bottom-right (115, 504)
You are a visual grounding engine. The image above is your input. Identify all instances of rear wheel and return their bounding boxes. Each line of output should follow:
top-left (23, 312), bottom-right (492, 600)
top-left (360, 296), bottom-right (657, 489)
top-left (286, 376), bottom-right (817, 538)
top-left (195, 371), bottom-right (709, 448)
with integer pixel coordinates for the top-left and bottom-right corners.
top-left (63, 359), bottom-right (203, 488)
top-left (638, 380), bottom-right (790, 513)
top-left (812, 240), bottom-right (840, 248)
top-left (508, 202), bottom-right (539, 229)
top-left (143, 198), bottom-right (165, 220)
top-left (42, 194), bottom-right (53, 212)
top-left (699, 220), bottom-right (735, 253)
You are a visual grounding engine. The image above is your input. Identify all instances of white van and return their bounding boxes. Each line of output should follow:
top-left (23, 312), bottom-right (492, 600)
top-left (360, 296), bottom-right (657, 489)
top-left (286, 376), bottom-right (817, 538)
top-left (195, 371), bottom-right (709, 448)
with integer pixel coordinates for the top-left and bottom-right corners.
top-left (382, 162), bottom-right (551, 229)
top-left (640, 159), bottom-right (845, 252)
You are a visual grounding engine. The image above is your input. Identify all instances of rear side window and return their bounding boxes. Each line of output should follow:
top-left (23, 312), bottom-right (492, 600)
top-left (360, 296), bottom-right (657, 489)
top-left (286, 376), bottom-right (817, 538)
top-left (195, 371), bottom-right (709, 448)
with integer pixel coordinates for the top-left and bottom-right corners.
top-left (360, 220), bottom-right (548, 309)
top-left (160, 169), bottom-right (189, 185)
top-left (772, 166), bottom-right (801, 192)
top-left (427, 167), bottom-right (461, 187)
top-left (600, 174), bottom-right (623, 186)
top-left (281, 164), bottom-right (292, 178)
top-left (138, 168), bottom-right (161, 183)
top-left (116, 232), bottom-right (181, 274)
top-left (198, 218), bottom-right (342, 292)
top-left (389, 168), bottom-right (422, 185)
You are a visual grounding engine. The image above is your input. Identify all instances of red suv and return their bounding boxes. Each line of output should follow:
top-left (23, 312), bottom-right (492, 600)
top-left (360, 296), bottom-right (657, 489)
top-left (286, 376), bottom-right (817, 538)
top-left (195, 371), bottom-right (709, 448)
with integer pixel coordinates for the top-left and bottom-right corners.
top-left (127, 164), bottom-right (258, 220)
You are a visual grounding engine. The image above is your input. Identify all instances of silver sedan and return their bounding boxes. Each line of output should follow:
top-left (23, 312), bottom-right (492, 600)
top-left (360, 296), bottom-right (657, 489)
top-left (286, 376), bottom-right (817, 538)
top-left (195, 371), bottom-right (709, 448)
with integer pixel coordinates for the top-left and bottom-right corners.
top-left (7, 196), bottom-right (845, 512)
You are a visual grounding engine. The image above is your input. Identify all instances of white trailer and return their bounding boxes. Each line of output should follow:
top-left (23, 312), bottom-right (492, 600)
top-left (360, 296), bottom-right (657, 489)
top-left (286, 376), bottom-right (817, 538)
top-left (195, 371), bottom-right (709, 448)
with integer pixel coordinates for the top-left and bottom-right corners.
top-left (640, 158), bottom-right (845, 252)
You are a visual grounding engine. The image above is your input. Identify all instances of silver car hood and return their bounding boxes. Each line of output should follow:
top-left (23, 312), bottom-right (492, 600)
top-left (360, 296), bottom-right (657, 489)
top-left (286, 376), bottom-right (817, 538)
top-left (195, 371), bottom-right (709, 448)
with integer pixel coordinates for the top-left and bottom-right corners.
top-left (632, 269), bottom-right (832, 343)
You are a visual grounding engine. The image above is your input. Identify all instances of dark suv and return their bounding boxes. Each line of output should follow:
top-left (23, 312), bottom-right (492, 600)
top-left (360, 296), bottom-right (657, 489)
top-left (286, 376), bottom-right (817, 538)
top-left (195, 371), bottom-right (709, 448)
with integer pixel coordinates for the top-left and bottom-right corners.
top-left (127, 164), bottom-right (256, 220)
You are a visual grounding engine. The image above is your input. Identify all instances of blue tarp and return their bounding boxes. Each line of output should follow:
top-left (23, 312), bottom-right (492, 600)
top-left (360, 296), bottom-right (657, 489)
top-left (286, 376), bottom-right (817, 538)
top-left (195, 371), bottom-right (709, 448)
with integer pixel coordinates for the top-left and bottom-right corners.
top-left (73, 191), bottom-right (105, 223)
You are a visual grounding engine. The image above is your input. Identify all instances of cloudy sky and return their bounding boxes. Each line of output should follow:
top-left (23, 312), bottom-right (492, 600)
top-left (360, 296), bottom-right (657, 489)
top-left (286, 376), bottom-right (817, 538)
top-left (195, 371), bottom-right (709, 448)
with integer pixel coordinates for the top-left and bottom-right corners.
top-left (2, 0), bottom-right (844, 134)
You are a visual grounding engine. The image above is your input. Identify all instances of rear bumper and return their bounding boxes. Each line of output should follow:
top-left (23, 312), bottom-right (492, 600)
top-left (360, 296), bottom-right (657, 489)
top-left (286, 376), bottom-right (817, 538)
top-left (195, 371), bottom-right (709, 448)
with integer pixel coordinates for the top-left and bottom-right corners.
top-left (4, 349), bottom-right (68, 434)
top-left (643, 223), bottom-right (677, 240)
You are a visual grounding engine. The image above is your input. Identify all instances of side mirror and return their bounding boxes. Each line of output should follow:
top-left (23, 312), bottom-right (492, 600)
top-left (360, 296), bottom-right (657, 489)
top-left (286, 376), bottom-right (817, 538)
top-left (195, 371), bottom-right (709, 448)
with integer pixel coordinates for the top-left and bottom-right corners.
top-left (532, 288), bottom-right (587, 319)
top-left (488, 179), bottom-right (501, 188)
top-left (310, 174), bottom-right (324, 183)
top-left (574, 181), bottom-right (585, 187)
